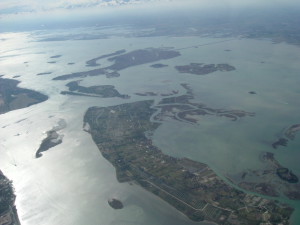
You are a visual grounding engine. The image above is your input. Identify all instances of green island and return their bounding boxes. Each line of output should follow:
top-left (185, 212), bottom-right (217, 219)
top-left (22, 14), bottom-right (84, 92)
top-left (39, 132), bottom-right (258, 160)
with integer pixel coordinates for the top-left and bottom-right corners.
top-left (175, 63), bottom-right (235, 75)
top-left (0, 170), bottom-right (21, 225)
top-left (108, 198), bottom-right (124, 210)
top-left (150, 63), bottom-right (168, 68)
top-left (60, 81), bottom-right (129, 99)
top-left (84, 99), bottom-right (293, 225)
top-left (36, 72), bottom-right (52, 76)
top-left (0, 78), bottom-right (48, 115)
top-left (35, 119), bottom-right (66, 158)
top-left (272, 124), bottom-right (300, 149)
top-left (35, 130), bottom-right (63, 158)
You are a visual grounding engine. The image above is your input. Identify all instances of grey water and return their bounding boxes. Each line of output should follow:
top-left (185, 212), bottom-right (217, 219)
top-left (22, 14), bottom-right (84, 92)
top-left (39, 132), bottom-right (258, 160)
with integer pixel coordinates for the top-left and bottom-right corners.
top-left (0, 27), bottom-right (299, 225)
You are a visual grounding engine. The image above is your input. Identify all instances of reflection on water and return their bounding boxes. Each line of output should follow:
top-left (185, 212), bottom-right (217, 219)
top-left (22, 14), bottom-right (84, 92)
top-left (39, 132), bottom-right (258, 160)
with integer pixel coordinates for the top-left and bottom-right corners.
top-left (0, 28), bottom-right (299, 225)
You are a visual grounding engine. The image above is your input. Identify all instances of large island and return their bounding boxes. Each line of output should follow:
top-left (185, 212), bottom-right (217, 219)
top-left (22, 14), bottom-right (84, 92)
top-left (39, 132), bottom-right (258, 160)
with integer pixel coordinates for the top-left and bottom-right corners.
top-left (84, 100), bottom-right (293, 225)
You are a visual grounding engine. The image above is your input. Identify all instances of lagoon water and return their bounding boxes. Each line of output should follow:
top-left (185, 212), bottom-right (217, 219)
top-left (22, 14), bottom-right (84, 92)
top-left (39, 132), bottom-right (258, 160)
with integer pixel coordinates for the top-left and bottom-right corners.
top-left (0, 27), bottom-right (300, 224)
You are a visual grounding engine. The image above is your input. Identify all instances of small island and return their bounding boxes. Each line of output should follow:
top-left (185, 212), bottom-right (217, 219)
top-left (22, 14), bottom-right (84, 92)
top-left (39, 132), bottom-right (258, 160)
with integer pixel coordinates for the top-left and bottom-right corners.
top-left (35, 120), bottom-right (66, 158)
top-left (271, 123), bottom-right (300, 149)
top-left (37, 72), bottom-right (52, 76)
top-left (272, 137), bottom-right (288, 149)
top-left (277, 168), bottom-right (299, 183)
top-left (175, 63), bottom-right (235, 75)
top-left (108, 198), bottom-right (124, 209)
top-left (61, 81), bottom-right (129, 99)
top-left (50, 55), bottom-right (62, 59)
top-left (150, 63), bottom-right (168, 68)
top-left (285, 124), bottom-right (300, 140)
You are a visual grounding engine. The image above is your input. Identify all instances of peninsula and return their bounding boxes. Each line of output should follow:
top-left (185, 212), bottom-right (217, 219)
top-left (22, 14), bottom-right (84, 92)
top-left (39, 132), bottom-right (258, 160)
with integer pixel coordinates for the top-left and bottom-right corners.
top-left (84, 100), bottom-right (293, 224)
top-left (0, 78), bottom-right (48, 114)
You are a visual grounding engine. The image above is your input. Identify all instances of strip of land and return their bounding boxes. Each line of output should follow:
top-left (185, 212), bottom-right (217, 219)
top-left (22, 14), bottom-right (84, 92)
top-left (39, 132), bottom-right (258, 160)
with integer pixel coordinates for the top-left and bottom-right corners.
top-left (61, 81), bottom-right (129, 99)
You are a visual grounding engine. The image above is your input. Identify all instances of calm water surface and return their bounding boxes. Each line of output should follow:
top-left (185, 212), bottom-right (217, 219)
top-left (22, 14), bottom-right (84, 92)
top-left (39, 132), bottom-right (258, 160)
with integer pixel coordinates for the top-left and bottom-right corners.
top-left (0, 28), bottom-right (299, 224)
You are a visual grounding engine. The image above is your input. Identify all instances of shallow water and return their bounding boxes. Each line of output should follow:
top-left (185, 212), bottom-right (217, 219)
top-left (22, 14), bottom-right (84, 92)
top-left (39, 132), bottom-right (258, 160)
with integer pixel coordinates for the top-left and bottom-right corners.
top-left (0, 28), bottom-right (299, 224)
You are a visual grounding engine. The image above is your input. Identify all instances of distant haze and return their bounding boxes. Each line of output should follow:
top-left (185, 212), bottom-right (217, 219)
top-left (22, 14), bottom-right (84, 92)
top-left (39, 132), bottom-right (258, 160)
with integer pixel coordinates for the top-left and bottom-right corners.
top-left (0, 0), bottom-right (300, 32)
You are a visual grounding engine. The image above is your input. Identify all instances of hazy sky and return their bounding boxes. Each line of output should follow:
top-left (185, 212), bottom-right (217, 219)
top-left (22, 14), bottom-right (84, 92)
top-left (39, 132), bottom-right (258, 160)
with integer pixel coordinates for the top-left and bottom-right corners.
top-left (1, 0), bottom-right (299, 32)
top-left (0, 0), bottom-right (155, 14)
top-left (1, 0), bottom-right (299, 16)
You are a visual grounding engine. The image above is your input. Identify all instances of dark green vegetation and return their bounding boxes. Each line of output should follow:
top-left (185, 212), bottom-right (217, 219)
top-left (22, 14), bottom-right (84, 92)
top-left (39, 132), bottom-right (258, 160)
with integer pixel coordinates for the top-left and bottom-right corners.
top-left (0, 171), bottom-right (15, 214)
top-left (37, 72), bottom-right (52, 76)
top-left (35, 120), bottom-right (66, 158)
top-left (53, 68), bottom-right (107, 80)
top-left (277, 168), bottom-right (299, 184)
top-left (35, 130), bottom-right (63, 158)
top-left (50, 55), bottom-right (61, 59)
top-left (108, 198), bottom-right (124, 209)
top-left (0, 171), bottom-right (21, 225)
top-left (84, 100), bottom-right (293, 225)
top-left (53, 48), bottom-right (180, 80)
top-left (150, 63), bottom-right (168, 68)
top-left (0, 78), bottom-right (48, 114)
top-left (272, 124), bottom-right (300, 149)
top-left (272, 138), bottom-right (288, 149)
top-left (236, 152), bottom-right (300, 200)
top-left (175, 63), bottom-right (235, 75)
top-left (107, 48), bottom-right (180, 71)
top-left (61, 81), bottom-right (129, 99)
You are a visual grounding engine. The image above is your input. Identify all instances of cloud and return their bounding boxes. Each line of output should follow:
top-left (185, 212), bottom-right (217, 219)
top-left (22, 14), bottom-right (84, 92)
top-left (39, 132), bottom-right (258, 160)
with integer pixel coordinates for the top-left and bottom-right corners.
top-left (0, 0), bottom-right (155, 15)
